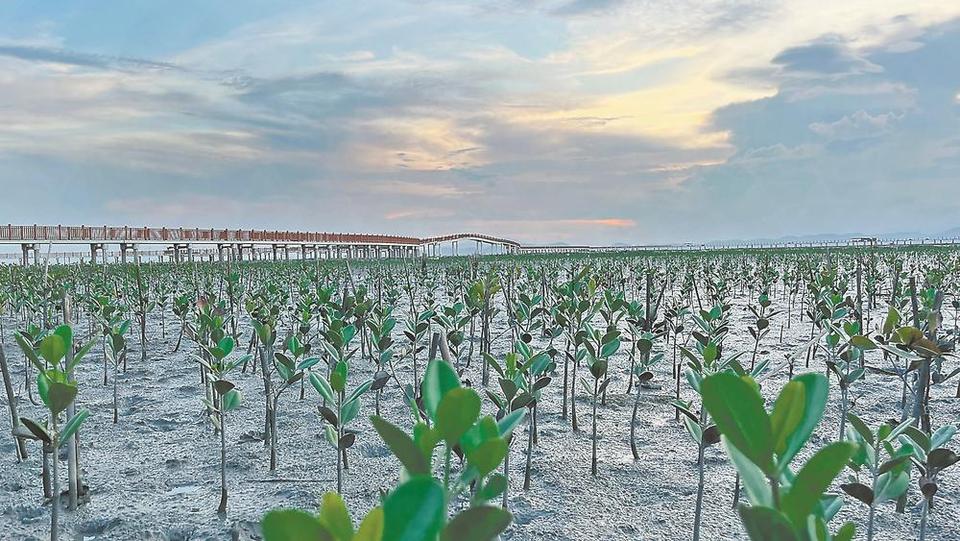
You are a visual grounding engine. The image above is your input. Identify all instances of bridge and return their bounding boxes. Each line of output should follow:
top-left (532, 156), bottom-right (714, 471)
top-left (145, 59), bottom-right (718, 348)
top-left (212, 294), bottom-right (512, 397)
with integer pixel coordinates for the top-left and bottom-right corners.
top-left (2, 224), bottom-right (959, 264)
top-left (0, 224), bottom-right (521, 264)
top-left (419, 233), bottom-right (521, 257)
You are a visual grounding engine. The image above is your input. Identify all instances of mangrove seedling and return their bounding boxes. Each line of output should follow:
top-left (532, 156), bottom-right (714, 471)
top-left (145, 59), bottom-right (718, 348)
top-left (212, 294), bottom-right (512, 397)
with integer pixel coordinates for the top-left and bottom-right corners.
top-left (196, 334), bottom-right (249, 514)
top-left (310, 327), bottom-right (371, 494)
top-left (901, 423), bottom-right (959, 541)
top-left (841, 413), bottom-right (913, 541)
top-left (579, 322), bottom-right (619, 477)
top-left (702, 372), bottom-right (857, 541)
top-left (15, 325), bottom-right (93, 541)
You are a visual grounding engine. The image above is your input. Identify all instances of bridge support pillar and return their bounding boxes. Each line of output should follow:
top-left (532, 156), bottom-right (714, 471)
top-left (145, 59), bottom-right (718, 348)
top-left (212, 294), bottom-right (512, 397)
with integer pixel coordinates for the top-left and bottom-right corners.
top-left (119, 243), bottom-right (137, 264)
top-left (90, 243), bottom-right (105, 264)
top-left (20, 243), bottom-right (37, 266)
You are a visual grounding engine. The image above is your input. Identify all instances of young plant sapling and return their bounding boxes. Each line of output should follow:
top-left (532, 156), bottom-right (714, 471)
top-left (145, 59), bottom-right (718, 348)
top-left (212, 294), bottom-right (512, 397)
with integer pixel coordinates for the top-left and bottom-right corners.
top-left (702, 372), bottom-right (857, 541)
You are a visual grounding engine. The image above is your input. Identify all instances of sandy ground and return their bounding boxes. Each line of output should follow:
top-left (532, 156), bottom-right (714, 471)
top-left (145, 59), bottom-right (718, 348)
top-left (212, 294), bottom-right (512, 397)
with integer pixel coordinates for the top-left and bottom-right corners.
top-left (0, 291), bottom-right (958, 541)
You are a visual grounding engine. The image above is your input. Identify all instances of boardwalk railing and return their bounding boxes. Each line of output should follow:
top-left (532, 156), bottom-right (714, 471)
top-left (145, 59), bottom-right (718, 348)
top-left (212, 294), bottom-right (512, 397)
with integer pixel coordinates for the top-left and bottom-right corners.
top-left (0, 225), bottom-right (425, 245)
top-left (4, 224), bottom-right (958, 255)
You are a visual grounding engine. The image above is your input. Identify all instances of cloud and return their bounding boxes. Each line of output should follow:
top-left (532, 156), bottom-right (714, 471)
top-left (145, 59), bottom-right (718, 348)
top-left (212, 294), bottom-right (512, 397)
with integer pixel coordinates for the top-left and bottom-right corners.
top-left (771, 38), bottom-right (882, 76)
top-left (809, 110), bottom-right (902, 140)
top-left (366, 181), bottom-right (480, 198)
top-left (678, 17), bottom-right (960, 240)
top-left (2, 3), bottom-right (960, 245)
top-left (551, 0), bottom-right (626, 17)
top-left (0, 45), bottom-right (181, 72)
top-left (384, 208), bottom-right (457, 220)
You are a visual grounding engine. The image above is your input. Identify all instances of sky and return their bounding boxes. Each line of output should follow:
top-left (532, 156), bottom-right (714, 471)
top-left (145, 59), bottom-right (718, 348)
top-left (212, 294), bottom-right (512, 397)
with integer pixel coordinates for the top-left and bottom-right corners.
top-left (1, 1), bottom-right (959, 245)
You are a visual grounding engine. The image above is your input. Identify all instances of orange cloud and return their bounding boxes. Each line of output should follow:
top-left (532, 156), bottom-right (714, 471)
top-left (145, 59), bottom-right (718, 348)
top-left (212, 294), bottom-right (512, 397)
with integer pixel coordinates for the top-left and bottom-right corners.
top-left (564, 218), bottom-right (636, 228)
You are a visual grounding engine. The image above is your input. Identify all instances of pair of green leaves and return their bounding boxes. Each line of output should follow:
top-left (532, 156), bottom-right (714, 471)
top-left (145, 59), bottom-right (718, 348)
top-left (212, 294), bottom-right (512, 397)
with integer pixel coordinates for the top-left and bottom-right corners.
top-left (372, 360), bottom-right (524, 481)
top-left (207, 335), bottom-right (235, 360)
top-left (311, 371), bottom-right (371, 424)
top-left (263, 481), bottom-right (510, 541)
top-left (18, 408), bottom-right (90, 447)
top-left (17, 325), bottom-right (94, 375)
top-left (704, 372), bottom-right (827, 477)
top-left (702, 372), bottom-right (855, 540)
top-left (262, 492), bottom-right (382, 541)
top-left (252, 319), bottom-right (276, 346)
top-left (843, 413), bottom-right (913, 507)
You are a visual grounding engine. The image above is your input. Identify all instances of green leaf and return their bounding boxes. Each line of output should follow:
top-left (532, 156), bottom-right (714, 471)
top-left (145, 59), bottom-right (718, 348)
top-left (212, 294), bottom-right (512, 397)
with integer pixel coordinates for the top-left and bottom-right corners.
top-left (475, 474), bottom-right (508, 503)
top-left (723, 436), bottom-right (772, 507)
top-left (354, 507), bottom-right (384, 541)
top-left (874, 471), bottom-right (909, 504)
top-left (370, 416), bottom-right (429, 475)
top-left (299, 356), bottom-right (322, 371)
top-left (37, 372), bottom-right (51, 410)
top-left (777, 373), bottom-right (828, 469)
top-left (421, 360), bottom-right (460, 422)
top-left (413, 422), bottom-right (440, 458)
top-left (466, 438), bottom-right (508, 477)
top-left (382, 477), bottom-right (445, 541)
top-left (770, 380), bottom-right (805, 458)
top-left (261, 509), bottom-right (332, 541)
top-left (68, 340), bottom-right (96, 373)
top-left (53, 325), bottom-right (73, 352)
top-left (324, 425), bottom-right (338, 449)
top-left (341, 324), bottom-right (356, 345)
top-left (845, 413), bottom-right (873, 446)
top-left (318, 492), bottom-right (353, 541)
top-left (58, 408), bottom-right (90, 446)
top-left (702, 373), bottom-right (774, 474)
top-left (902, 427), bottom-right (930, 453)
top-left (311, 373), bottom-right (336, 404)
top-left (930, 425), bottom-right (958, 450)
top-left (833, 522), bottom-right (856, 541)
top-left (39, 334), bottom-right (66, 366)
top-left (737, 505), bottom-right (798, 541)
top-left (340, 397), bottom-right (360, 426)
top-left (218, 336), bottom-right (235, 357)
top-left (600, 339), bottom-right (620, 358)
top-left (441, 506), bottom-right (512, 541)
top-left (849, 335), bottom-right (876, 350)
top-left (19, 416), bottom-right (51, 443)
top-left (781, 442), bottom-right (856, 529)
top-left (222, 389), bottom-right (242, 412)
top-left (331, 361), bottom-right (348, 393)
top-left (15, 333), bottom-right (45, 372)
top-left (497, 409), bottom-right (526, 438)
top-left (703, 342), bottom-right (718, 364)
top-left (840, 482), bottom-right (873, 506)
top-left (252, 320), bottom-right (273, 345)
top-left (437, 388), bottom-right (480, 445)
top-left (347, 380), bottom-right (373, 405)
top-left (48, 381), bottom-right (77, 416)
top-left (682, 416), bottom-right (702, 444)
top-left (882, 307), bottom-right (900, 335)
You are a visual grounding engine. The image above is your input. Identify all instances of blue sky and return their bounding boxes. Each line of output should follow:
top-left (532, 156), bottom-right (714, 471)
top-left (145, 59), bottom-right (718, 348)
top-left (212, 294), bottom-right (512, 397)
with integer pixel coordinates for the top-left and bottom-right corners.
top-left (1, 1), bottom-right (958, 244)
